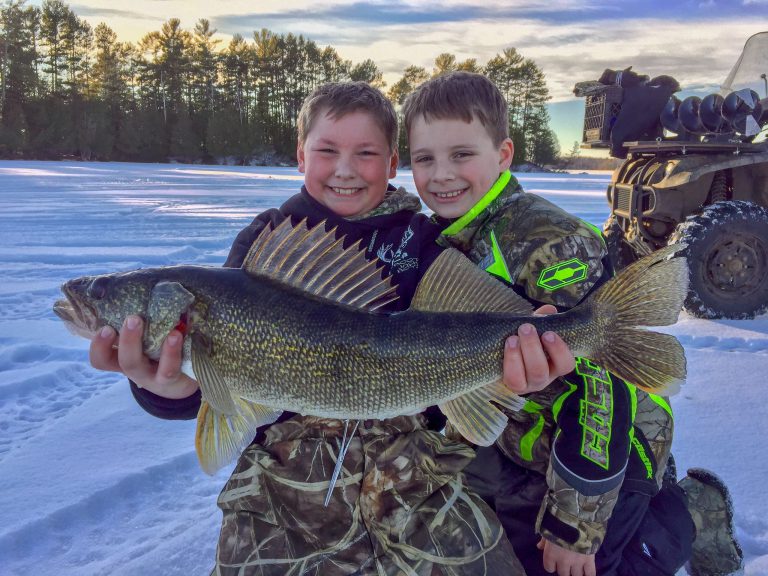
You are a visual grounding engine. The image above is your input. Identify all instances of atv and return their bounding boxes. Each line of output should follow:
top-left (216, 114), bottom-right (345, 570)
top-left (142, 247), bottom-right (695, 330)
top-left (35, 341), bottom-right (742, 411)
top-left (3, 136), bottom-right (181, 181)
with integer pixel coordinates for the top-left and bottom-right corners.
top-left (576, 32), bottom-right (768, 319)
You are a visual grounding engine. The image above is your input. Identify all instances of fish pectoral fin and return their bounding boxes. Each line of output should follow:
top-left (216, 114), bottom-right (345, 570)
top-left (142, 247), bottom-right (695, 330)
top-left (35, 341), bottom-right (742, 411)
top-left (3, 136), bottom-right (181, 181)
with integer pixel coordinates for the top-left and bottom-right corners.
top-left (411, 248), bottom-right (534, 314)
top-left (191, 334), bottom-right (239, 415)
top-left (195, 399), bottom-right (282, 475)
top-left (439, 381), bottom-right (525, 446)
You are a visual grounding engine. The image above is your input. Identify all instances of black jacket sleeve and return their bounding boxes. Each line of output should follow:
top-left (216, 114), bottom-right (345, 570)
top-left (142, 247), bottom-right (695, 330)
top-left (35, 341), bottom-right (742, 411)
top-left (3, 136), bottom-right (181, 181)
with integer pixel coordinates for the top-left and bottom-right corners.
top-left (130, 380), bottom-right (202, 420)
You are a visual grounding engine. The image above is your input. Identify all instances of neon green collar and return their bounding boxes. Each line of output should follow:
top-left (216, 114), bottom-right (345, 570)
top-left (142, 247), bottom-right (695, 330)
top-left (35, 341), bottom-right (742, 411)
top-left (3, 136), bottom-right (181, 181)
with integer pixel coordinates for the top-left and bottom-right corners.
top-left (441, 170), bottom-right (512, 237)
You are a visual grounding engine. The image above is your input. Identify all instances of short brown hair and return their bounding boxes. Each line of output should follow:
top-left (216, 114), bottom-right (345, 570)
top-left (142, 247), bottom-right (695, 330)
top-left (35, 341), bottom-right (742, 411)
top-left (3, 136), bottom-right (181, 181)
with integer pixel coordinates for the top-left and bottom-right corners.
top-left (403, 72), bottom-right (509, 145)
top-left (297, 82), bottom-right (398, 151)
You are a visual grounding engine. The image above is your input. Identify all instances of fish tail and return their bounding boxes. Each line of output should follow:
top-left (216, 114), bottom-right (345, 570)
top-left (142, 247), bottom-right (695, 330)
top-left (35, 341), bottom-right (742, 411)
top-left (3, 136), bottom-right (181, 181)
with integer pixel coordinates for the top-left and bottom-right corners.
top-left (587, 244), bottom-right (688, 394)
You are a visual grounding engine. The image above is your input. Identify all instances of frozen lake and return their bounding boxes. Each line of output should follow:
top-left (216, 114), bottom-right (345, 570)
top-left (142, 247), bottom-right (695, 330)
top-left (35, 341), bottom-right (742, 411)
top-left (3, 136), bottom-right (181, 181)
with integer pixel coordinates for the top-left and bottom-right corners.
top-left (0, 160), bottom-right (766, 575)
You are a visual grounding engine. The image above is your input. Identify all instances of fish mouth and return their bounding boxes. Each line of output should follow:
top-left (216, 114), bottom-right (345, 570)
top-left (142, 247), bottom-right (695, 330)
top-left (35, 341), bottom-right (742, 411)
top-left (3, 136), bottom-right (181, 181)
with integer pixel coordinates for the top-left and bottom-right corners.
top-left (53, 279), bottom-right (102, 339)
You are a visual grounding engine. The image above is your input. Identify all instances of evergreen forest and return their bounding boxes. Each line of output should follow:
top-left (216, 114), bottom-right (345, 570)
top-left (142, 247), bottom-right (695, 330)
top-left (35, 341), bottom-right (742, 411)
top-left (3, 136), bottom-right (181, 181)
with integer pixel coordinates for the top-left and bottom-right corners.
top-left (0, 0), bottom-right (560, 166)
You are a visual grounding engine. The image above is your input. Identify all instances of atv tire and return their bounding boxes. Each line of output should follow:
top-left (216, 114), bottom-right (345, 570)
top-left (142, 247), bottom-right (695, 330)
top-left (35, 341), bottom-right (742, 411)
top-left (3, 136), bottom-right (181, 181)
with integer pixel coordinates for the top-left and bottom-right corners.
top-left (603, 215), bottom-right (639, 272)
top-left (669, 200), bottom-right (768, 319)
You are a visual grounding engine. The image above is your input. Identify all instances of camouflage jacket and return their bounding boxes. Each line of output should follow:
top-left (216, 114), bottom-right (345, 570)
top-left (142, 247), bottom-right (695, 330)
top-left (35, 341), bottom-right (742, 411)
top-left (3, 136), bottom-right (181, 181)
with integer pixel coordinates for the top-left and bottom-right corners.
top-left (438, 171), bottom-right (673, 554)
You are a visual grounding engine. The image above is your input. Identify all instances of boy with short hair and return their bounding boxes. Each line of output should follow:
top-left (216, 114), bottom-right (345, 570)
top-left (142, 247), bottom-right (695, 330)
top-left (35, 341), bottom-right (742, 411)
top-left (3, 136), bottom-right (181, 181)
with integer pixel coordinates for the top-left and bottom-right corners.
top-left (403, 71), bottom-right (741, 576)
top-left (90, 80), bottom-right (575, 575)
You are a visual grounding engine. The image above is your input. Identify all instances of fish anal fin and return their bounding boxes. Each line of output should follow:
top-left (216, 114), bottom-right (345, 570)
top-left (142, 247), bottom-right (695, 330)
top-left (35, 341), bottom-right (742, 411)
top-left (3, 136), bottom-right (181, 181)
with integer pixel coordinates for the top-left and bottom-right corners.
top-left (439, 382), bottom-right (524, 446)
top-left (479, 379), bottom-right (527, 412)
top-left (241, 218), bottom-right (397, 312)
top-left (195, 399), bottom-right (282, 475)
top-left (412, 248), bottom-right (534, 315)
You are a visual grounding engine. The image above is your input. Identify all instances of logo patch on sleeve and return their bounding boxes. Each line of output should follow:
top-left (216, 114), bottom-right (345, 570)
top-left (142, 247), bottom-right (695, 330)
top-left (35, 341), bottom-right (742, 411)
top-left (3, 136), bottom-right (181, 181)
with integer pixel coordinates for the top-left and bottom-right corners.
top-left (536, 258), bottom-right (588, 291)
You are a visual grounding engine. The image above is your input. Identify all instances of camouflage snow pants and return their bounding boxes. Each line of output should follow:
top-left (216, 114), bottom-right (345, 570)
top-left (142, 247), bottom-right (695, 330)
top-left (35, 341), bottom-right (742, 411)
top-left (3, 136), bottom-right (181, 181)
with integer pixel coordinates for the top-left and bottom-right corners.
top-left (213, 415), bottom-right (524, 576)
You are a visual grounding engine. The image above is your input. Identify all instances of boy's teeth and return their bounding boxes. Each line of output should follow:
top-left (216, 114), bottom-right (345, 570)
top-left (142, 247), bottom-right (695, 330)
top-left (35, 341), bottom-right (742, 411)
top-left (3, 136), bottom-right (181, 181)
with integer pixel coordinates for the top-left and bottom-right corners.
top-left (332, 187), bottom-right (359, 195)
top-left (435, 189), bottom-right (464, 199)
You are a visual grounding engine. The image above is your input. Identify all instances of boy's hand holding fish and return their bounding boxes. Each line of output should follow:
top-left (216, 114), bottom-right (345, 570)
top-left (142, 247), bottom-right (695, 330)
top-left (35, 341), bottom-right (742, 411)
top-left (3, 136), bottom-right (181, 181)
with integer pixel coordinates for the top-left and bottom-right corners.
top-left (504, 304), bottom-right (575, 394)
top-left (90, 316), bottom-right (198, 400)
top-left (89, 302), bottom-right (574, 399)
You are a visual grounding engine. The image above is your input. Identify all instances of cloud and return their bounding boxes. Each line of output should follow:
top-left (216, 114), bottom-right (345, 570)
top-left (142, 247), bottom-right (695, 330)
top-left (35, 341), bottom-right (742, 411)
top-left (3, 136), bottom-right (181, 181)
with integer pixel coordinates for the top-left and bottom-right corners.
top-left (63, 0), bottom-right (765, 104)
top-left (211, 0), bottom-right (763, 35)
top-left (211, 1), bottom-right (646, 34)
top-left (69, 4), bottom-right (160, 21)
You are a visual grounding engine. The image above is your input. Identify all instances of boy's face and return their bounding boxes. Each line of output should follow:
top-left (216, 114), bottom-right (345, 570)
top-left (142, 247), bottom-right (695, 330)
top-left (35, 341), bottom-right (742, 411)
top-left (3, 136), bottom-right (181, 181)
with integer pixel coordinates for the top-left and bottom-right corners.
top-left (409, 115), bottom-right (513, 220)
top-left (298, 110), bottom-right (398, 218)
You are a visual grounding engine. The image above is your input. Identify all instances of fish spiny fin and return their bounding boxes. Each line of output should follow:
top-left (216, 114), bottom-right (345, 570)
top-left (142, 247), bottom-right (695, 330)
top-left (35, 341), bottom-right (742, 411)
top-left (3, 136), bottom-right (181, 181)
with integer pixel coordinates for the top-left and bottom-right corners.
top-left (195, 398), bottom-right (282, 475)
top-left (242, 218), bottom-right (398, 311)
top-left (412, 248), bottom-right (534, 314)
top-left (585, 244), bottom-right (688, 394)
top-left (439, 381), bottom-right (523, 446)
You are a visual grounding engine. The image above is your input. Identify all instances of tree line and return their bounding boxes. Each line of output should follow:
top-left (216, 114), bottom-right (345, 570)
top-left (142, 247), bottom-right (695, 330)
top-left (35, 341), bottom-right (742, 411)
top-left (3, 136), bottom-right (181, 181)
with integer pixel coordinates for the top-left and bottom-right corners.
top-left (0, 0), bottom-right (560, 166)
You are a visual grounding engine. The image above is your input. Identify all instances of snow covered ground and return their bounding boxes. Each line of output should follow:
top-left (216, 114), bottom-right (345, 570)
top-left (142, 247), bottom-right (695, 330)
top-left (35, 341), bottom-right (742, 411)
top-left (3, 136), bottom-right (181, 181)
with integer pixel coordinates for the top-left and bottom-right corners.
top-left (0, 160), bottom-right (766, 575)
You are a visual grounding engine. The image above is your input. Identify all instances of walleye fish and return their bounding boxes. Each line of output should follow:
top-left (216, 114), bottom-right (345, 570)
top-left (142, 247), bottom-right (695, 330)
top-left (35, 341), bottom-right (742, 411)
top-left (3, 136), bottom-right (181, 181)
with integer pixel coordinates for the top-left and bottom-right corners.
top-left (54, 218), bottom-right (688, 474)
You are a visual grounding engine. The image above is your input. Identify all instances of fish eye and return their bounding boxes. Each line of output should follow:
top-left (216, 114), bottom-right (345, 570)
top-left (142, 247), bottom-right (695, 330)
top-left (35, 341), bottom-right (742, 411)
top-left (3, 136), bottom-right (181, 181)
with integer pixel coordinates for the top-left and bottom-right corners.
top-left (87, 277), bottom-right (110, 300)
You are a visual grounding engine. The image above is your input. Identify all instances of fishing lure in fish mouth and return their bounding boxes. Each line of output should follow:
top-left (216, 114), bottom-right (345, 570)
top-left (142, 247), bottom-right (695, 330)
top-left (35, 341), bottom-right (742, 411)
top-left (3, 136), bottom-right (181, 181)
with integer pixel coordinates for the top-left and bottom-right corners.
top-left (54, 218), bottom-right (689, 475)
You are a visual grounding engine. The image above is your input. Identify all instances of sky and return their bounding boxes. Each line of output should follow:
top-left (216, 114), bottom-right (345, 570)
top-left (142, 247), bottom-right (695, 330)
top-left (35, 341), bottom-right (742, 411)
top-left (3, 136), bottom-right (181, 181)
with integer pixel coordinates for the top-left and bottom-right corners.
top-left (31, 0), bottom-right (768, 152)
top-left (0, 160), bottom-right (767, 575)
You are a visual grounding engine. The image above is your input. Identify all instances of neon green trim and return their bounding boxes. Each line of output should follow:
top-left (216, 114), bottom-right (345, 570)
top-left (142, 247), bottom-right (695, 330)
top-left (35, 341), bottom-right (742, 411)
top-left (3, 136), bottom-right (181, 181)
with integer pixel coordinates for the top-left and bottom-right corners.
top-left (441, 170), bottom-right (511, 236)
top-left (631, 436), bottom-right (655, 480)
top-left (486, 230), bottom-right (512, 283)
top-left (523, 399), bottom-right (545, 413)
top-left (537, 258), bottom-right (589, 291)
top-left (628, 382), bottom-right (637, 446)
top-left (520, 414), bottom-right (545, 462)
top-left (520, 400), bottom-right (545, 462)
top-left (648, 393), bottom-right (673, 419)
top-left (552, 380), bottom-right (578, 423)
top-left (628, 383), bottom-right (638, 423)
top-left (582, 220), bottom-right (607, 249)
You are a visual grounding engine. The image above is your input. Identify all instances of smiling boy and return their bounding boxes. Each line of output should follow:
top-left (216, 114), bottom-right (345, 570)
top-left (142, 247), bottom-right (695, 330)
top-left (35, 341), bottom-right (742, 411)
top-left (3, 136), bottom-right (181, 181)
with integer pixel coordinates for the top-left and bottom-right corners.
top-left (86, 81), bottom-right (584, 575)
top-left (402, 72), bottom-right (714, 576)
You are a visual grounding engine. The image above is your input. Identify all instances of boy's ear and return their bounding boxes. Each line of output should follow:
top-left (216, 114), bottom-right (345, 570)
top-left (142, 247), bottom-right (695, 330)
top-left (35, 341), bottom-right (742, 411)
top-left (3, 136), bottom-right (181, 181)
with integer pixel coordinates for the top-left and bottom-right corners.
top-left (297, 143), bottom-right (306, 173)
top-left (388, 149), bottom-right (399, 179)
top-left (498, 138), bottom-right (514, 171)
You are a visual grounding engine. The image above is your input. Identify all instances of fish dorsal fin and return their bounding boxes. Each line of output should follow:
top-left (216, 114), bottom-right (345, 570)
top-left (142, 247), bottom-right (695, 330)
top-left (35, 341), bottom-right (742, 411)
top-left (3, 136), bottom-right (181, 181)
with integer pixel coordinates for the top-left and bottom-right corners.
top-left (411, 248), bottom-right (534, 315)
top-left (242, 218), bottom-right (398, 312)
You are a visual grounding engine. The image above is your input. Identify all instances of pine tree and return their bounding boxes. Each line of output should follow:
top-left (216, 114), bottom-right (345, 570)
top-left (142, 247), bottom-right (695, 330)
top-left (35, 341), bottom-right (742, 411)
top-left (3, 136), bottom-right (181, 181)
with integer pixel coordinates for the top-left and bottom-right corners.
top-left (432, 53), bottom-right (456, 77)
top-left (349, 59), bottom-right (385, 89)
top-left (0, 0), bottom-right (40, 155)
top-left (0, 3), bottom-right (561, 166)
